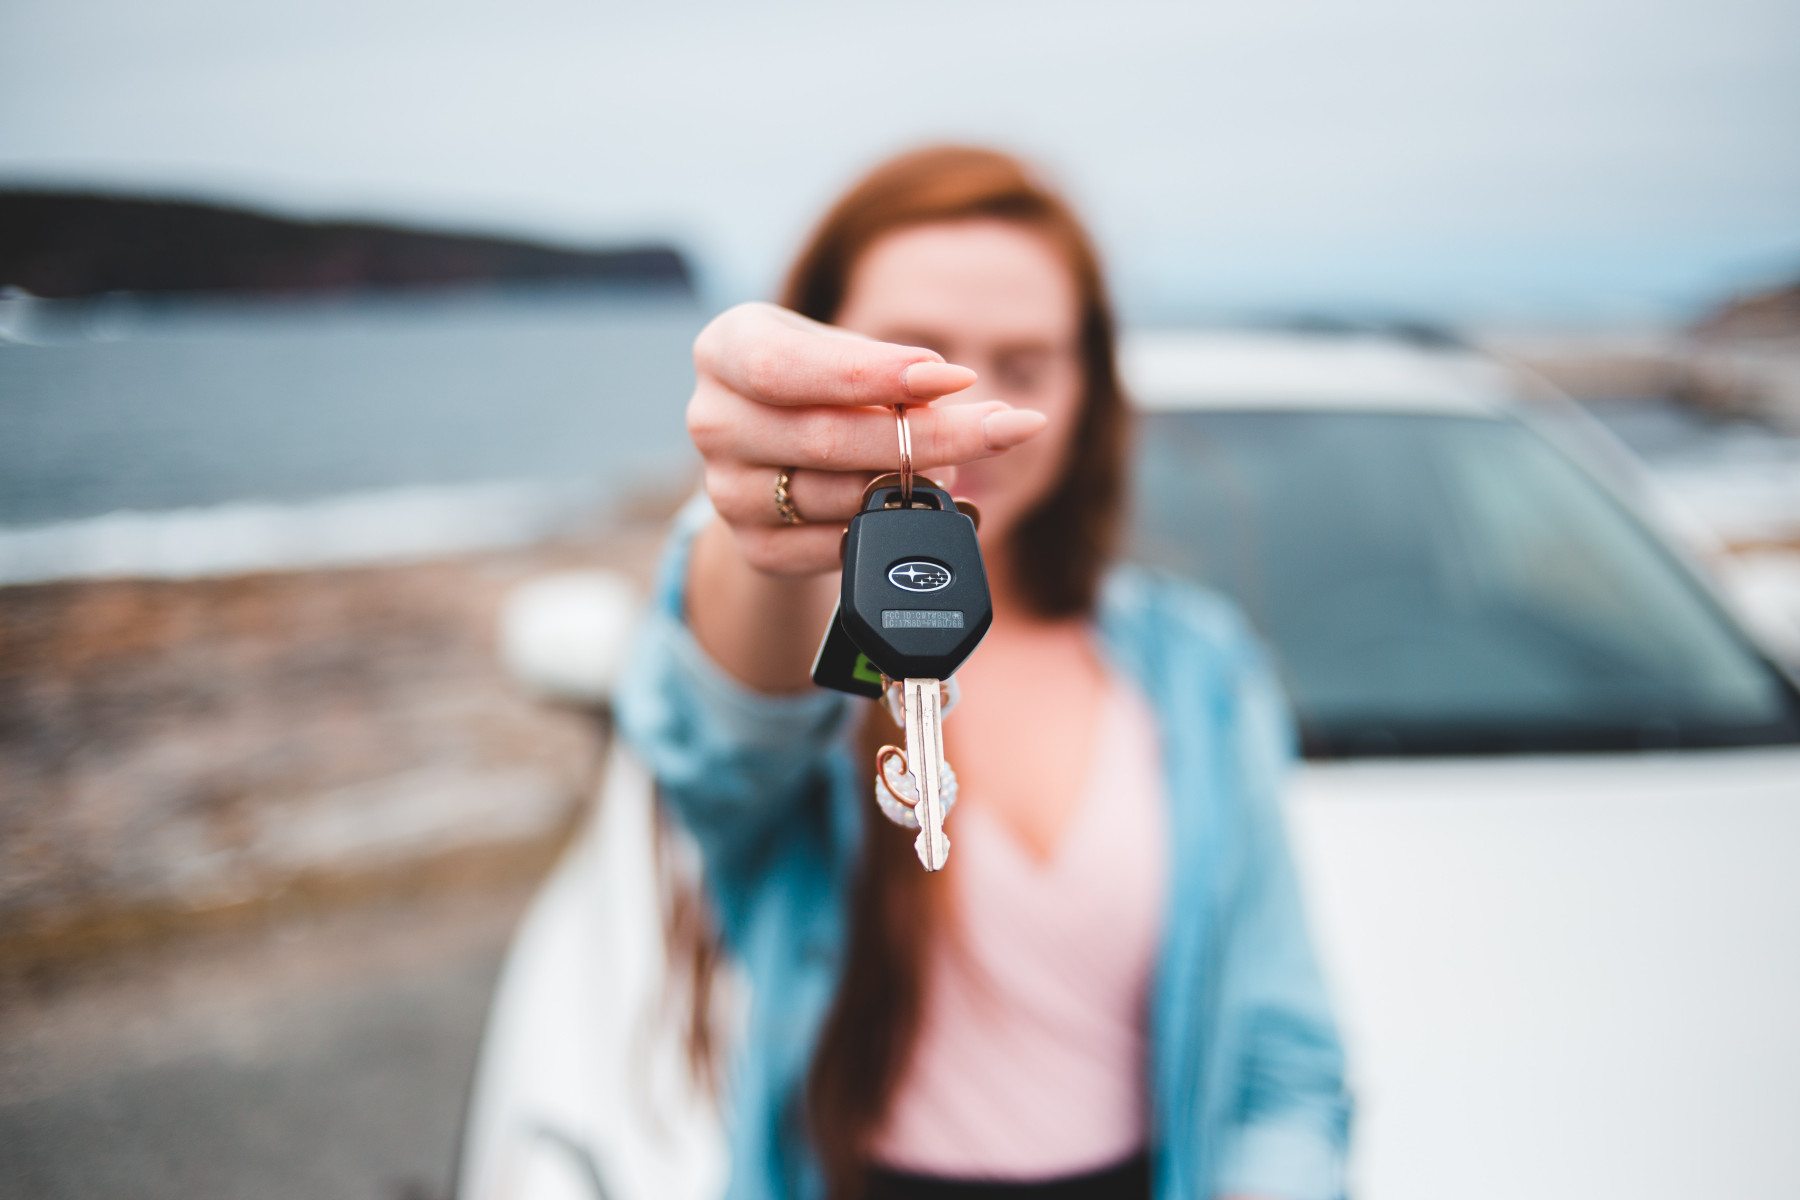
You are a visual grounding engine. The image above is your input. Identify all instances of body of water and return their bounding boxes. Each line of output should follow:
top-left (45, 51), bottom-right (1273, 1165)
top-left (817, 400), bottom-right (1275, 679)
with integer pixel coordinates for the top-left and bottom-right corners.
top-left (0, 288), bottom-right (704, 581)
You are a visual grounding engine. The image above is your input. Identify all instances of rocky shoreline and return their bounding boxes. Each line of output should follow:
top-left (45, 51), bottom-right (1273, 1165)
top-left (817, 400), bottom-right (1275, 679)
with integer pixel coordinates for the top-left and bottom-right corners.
top-left (0, 525), bottom-right (663, 975)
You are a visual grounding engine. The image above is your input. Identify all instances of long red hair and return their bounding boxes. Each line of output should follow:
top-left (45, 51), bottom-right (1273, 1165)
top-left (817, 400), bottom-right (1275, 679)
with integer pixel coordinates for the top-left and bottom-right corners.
top-left (782, 146), bottom-right (1129, 1198)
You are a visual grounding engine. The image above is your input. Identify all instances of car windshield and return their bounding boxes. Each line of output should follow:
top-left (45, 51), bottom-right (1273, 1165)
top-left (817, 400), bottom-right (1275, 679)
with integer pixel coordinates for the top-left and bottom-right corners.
top-left (1130, 410), bottom-right (1800, 757)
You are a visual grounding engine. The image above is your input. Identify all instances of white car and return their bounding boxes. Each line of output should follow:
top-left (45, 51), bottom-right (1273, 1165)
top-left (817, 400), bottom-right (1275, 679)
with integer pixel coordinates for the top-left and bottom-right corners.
top-left (1125, 330), bottom-right (1800, 1200)
top-left (460, 331), bottom-right (1800, 1200)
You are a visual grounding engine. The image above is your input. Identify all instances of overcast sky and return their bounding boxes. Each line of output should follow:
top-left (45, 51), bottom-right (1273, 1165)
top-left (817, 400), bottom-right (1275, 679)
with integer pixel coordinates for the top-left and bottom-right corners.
top-left (3, 0), bottom-right (1797, 323)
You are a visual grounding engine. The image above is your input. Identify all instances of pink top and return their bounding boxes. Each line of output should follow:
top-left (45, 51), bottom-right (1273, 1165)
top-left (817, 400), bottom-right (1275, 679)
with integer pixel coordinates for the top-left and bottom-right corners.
top-left (870, 676), bottom-right (1169, 1180)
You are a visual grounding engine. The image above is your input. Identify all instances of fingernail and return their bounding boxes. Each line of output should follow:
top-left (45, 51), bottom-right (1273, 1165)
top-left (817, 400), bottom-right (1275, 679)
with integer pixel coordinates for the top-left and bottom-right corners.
top-left (981, 408), bottom-right (1048, 450)
top-left (903, 361), bottom-right (978, 398)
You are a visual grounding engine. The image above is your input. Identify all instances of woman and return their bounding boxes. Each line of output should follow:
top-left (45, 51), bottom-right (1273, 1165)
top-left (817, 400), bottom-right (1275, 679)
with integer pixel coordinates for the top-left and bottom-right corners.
top-left (619, 146), bottom-right (1347, 1200)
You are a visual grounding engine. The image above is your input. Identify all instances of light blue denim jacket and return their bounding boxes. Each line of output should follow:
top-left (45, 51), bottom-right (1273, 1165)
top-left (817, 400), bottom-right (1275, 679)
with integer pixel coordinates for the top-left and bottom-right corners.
top-left (617, 503), bottom-right (1350, 1200)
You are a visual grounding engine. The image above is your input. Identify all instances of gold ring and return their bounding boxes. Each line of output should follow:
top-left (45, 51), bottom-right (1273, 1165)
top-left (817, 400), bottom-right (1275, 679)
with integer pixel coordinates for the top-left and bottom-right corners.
top-left (773, 467), bottom-right (803, 525)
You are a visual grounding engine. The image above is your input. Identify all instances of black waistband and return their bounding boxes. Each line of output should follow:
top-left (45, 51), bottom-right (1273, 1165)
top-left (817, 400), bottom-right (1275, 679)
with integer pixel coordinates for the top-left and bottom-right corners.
top-left (864, 1151), bottom-right (1151, 1200)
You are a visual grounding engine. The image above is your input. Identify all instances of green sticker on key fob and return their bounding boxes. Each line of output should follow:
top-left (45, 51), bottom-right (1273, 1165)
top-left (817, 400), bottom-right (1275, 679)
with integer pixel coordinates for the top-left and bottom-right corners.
top-left (811, 601), bottom-right (886, 699)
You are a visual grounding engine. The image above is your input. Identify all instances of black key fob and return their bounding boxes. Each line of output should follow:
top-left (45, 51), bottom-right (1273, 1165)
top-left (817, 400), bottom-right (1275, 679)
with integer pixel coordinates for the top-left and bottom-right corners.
top-left (838, 480), bottom-right (991, 682)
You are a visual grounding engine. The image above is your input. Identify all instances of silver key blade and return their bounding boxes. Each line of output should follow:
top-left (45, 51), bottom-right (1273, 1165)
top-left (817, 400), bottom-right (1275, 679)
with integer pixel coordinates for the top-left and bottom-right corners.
top-left (902, 677), bottom-right (950, 871)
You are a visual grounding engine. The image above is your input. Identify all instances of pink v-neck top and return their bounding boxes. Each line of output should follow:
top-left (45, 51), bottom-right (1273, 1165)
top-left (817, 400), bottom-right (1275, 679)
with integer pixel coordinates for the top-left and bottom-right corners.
top-left (870, 675), bottom-right (1169, 1180)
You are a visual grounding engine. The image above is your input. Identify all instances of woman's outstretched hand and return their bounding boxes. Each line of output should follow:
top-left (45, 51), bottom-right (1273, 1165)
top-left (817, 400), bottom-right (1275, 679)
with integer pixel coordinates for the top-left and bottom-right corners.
top-left (687, 302), bottom-right (1047, 578)
top-left (682, 302), bottom-right (1045, 692)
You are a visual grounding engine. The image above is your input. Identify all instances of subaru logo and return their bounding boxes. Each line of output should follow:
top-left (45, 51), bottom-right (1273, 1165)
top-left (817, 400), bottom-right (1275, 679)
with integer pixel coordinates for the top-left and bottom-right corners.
top-left (888, 561), bottom-right (953, 593)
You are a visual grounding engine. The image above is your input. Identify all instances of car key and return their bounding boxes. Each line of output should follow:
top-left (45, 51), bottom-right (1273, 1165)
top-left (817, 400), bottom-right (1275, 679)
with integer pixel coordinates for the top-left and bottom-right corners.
top-left (835, 406), bottom-right (992, 870)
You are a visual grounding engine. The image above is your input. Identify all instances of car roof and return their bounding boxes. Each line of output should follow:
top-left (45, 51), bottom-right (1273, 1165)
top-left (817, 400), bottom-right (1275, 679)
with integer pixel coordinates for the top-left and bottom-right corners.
top-left (1121, 329), bottom-right (1516, 416)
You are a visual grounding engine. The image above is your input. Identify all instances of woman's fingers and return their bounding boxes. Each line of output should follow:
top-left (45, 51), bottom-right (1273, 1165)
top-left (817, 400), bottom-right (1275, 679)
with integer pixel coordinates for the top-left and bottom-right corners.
top-left (708, 463), bottom-right (964, 530)
top-left (710, 464), bottom-right (871, 529)
top-left (695, 302), bottom-right (978, 408)
top-left (730, 522), bottom-right (851, 578)
top-left (686, 301), bottom-right (1043, 581)
top-left (690, 384), bottom-right (1047, 473)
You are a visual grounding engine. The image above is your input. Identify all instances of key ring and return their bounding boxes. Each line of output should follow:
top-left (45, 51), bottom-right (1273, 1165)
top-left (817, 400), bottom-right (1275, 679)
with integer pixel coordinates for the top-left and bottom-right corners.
top-left (892, 404), bottom-right (914, 506)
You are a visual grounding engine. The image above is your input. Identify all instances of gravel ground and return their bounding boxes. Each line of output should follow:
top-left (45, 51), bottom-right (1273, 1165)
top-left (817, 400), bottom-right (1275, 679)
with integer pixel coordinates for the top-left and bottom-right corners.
top-left (0, 883), bottom-right (533, 1200)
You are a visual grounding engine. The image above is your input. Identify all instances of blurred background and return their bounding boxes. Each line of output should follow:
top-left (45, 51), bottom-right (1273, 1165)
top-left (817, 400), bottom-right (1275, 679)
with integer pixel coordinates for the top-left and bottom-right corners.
top-left (2, 1), bottom-right (1798, 1198)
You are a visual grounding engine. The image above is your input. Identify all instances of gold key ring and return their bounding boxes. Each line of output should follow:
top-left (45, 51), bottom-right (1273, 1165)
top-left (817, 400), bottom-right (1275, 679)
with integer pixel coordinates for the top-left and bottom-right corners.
top-left (892, 404), bottom-right (914, 506)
